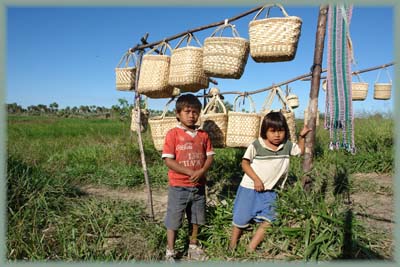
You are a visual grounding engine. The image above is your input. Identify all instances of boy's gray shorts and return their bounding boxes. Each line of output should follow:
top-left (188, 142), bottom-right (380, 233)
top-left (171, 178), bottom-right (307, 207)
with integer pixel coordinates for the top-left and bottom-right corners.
top-left (164, 186), bottom-right (206, 230)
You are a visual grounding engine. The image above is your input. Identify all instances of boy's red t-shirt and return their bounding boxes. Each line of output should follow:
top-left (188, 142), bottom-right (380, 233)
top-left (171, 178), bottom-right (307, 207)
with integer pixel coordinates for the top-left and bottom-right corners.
top-left (162, 126), bottom-right (214, 187)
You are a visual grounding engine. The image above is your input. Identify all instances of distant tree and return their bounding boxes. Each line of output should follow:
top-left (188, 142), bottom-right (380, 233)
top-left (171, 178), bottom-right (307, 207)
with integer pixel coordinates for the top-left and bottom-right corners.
top-left (7, 103), bottom-right (22, 114)
top-left (49, 102), bottom-right (59, 113)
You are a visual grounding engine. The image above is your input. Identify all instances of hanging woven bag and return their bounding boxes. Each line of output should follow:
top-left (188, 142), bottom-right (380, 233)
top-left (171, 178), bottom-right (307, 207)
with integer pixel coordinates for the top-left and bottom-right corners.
top-left (203, 21), bottom-right (249, 79)
top-left (351, 73), bottom-right (369, 101)
top-left (286, 93), bottom-right (299, 109)
top-left (260, 87), bottom-right (297, 143)
top-left (168, 33), bottom-right (209, 93)
top-left (249, 3), bottom-right (302, 62)
top-left (137, 41), bottom-right (174, 98)
top-left (115, 51), bottom-right (137, 91)
top-left (373, 67), bottom-right (392, 100)
top-left (200, 91), bottom-right (228, 148)
top-left (226, 94), bottom-right (261, 148)
top-left (148, 98), bottom-right (178, 151)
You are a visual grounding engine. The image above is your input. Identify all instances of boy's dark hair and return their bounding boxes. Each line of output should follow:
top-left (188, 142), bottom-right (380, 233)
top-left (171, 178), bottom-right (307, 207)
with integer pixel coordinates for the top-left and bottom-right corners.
top-left (260, 111), bottom-right (290, 141)
top-left (175, 94), bottom-right (202, 113)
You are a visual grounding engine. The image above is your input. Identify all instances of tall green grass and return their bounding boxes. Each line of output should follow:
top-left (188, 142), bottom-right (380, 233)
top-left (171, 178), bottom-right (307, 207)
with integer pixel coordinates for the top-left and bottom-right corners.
top-left (7, 114), bottom-right (394, 261)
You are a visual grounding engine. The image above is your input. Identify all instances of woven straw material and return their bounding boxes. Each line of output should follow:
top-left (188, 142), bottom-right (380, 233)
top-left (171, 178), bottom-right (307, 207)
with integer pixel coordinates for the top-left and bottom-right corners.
top-left (130, 108), bottom-right (149, 133)
top-left (169, 47), bottom-right (209, 93)
top-left (200, 113), bottom-right (228, 148)
top-left (115, 67), bottom-right (136, 91)
top-left (351, 82), bottom-right (368, 101)
top-left (373, 83), bottom-right (392, 100)
top-left (286, 94), bottom-right (299, 109)
top-left (137, 55), bottom-right (174, 98)
top-left (148, 116), bottom-right (177, 151)
top-left (226, 112), bottom-right (261, 147)
top-left (249, 17), bottom-right (302, 62)
top-left (203, 37), bottom-right (249, 79)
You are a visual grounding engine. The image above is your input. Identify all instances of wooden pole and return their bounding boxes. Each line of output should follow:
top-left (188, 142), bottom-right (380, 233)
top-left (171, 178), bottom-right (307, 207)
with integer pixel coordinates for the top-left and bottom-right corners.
top-left (301, 5), bottom-right (329, 191)
top-left (134, 37), bottom-right (155, 220)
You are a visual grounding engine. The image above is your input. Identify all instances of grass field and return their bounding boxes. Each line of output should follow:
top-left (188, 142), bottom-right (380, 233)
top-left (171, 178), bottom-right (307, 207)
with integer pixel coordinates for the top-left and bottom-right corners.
top-left (6, 114), bottom-right (394, 262)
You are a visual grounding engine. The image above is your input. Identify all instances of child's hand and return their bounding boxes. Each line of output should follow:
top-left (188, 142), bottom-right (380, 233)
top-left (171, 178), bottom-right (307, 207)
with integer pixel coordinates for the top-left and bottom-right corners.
top-left (300, 126), bottom-right (312, 138)
top-left (189, 169), bottom-right (204, 184)
top-left (254, 178), bottom-right (265, 192)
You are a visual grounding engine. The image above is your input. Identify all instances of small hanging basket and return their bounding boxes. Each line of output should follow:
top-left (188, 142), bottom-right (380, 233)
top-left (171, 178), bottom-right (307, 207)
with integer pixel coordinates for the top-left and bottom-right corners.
top-left (260, 87), bottom-right (297, 143)
top-left (226, 94), bottom-right (261, 148)
top-left (115, 51), bottom-right (137, 91)
top-left (148, 98), bottom-right (178, 151)
top-left (168, 33), bottom-right (209, 93)
top-left (203, 21), bottom-right (250, 79)
top-left (286, 93), bottom-right (299, 109)
top-left (200, 92), bottom-right (228, 148)
top-left (373, 67), bottom-right (392, 100)
top-left (137, 42), bottom-right (174, 99)
top-left (351, 73), bottom-right (368, 101)
top-left (249, 4), bottom-right (302, 62)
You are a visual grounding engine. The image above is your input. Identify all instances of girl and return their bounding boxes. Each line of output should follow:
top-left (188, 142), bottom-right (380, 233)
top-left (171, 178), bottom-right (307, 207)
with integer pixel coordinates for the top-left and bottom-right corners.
top-left (229, 111), bottom-right (311, 252)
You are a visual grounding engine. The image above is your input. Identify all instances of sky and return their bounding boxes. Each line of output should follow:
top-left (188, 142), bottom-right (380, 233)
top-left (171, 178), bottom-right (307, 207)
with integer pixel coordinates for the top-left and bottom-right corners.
top-left (5, 4), bottom-right (395, 118)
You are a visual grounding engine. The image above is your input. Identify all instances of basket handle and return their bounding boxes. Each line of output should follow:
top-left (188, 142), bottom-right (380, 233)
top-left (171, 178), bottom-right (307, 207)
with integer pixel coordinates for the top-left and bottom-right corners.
top-left (233, 94), bottom-right (257, 113)
top-left (252, 3), bottom-right (290, 21)
top-left (159, 97), bottom-right (176, 119)
top-left (174, 33), bottom-right (203, 49)
top-left (201, 94), bottom-right (227, 116)
top-left (210, 20), bottom-right (241, 38)
top-left (116, 51), bottom-right (137, 68)
top-left (275, 86), bottom-right (294, 112)
top-left (145, 41), bottom-right (172, 55)
top-left (353, 73), bottom-right (365, 83)
top-left (374, 67), bottom-right (392, 84)
top-left (261, 87), bottom-right (277, 112)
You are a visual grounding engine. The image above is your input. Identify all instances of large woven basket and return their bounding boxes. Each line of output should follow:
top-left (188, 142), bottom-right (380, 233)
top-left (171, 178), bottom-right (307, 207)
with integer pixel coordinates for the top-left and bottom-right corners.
top-left (351, 73), bottom-right (368, 101)
top-left (203, 23), bottom-right (249, 79)
top-left (169, 33), bottom-right (209, 93)
top-left (200, 94), bottom-right (228, 148)
top-left (148, 99), bottom-right (178, 151)
top-left (137, 42), bottom-right (174, 98)
top-left (249, 4), bottom-right (302, 62)
top-left (260, 87), bottom-right (297, 143)
top-left (115, 52), bottom-right (137, 91)
top-left (226, 95), bottom-right (261, 148)
top-left (373, 68), bottom-right (392, 100)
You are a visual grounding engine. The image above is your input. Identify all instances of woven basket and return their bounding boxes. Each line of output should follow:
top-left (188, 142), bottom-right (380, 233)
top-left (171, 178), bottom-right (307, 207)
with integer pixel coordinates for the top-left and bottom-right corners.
top-left (373, 68), bottom-right (392, 100)
top-left (115, 52), bottom-right (137, 91)
top-left (137, 42), bottom-right (174, 98)
top-left (304, 107), bottom-right (320, 126)
top-left (286, 94), bottom-right (299, 109)
top-left (169, 33), bottom-right (209, 93)
top-left (260, 87), bottom-right (297, 143)
top-left (200, 94), bottom-right (228, 148)
top-left (203, 23), bottom-right (249, 79)
top-left (249, 4), bottom-right (302, 62)
top-left (148, 99), bottom-right (178, 151)
top-left (226, 95), bottom-right (261, 148)
top-left (350, 73), bottom-right (368, 101)
top-left (130, 107), bottom-right (149, 133)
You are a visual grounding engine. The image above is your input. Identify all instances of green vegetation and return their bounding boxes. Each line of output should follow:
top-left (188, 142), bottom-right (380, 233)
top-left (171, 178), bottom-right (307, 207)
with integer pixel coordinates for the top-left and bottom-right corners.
top-left (7, 113), bottom-right (393, 262)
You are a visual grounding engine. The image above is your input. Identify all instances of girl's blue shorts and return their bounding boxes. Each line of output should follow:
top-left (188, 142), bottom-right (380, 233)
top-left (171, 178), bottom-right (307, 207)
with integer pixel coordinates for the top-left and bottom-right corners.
top-left (232, 185), bottom-right (277, 228)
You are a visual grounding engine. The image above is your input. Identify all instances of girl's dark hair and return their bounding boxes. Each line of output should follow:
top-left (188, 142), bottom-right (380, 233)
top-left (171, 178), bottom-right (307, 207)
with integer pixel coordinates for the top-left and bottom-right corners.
top-left (260, 111), bottom-right (290, 141)
top-left (175, 94), bottom-right (202, 113)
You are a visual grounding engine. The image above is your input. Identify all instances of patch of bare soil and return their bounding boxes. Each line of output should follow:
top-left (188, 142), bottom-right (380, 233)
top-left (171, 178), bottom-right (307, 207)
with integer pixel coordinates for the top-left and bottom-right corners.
top-left (350, 173), bottom-right (394, 258)
top-left (79, 184), bottom-right (168, 221)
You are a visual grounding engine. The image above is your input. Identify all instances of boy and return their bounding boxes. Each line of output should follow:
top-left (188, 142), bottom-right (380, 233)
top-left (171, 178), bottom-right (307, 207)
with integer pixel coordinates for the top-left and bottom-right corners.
top-left (162, 94), bottom-right (214, 262)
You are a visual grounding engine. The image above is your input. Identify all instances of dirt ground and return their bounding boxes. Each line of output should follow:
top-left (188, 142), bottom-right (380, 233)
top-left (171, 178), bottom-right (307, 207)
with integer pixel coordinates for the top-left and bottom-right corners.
top-left (80, 172), bottom-right (394, 258)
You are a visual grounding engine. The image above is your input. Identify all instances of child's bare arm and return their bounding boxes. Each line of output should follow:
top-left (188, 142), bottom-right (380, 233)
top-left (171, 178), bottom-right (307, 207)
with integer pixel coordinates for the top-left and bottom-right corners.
top-left (242, 159), bottom-right (264, 192)
top-left (164, 158), bottom-right (194, 176)
top-left (298, 126), bottom-right (312, 155)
